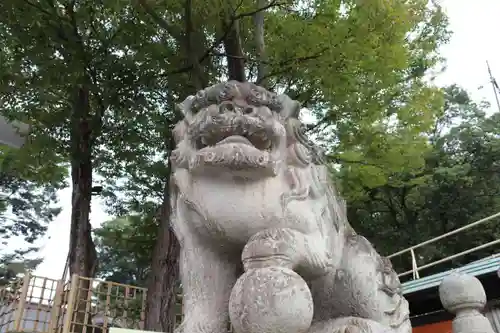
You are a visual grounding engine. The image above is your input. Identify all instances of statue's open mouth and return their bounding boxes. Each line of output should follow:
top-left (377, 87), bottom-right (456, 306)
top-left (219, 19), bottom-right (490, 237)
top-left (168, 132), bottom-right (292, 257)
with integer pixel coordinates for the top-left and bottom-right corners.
top-left (187, 114), bottom-right (285, 173)
top-left (195, 126), bottom-right (273, 151)
top-left (191, 113), bottom-right (280, 152)
top-left (217, 135), bottom-right (255, 146)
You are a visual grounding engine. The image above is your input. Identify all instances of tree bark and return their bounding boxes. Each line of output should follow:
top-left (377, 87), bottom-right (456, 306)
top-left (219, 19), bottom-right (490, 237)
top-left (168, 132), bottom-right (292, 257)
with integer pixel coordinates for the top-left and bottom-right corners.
top-left (253, 0), bottom-right (268, 86)
top-left (68, 85), bottom-right (98, 333)
top-left (68, 85), bottom-right (98, 279)
top-left (144, 138), bottom-right (180, 333)
top-left (184, 0), bottom-right (206, 90)
top-left (222, 11), bottom-right (246, 82)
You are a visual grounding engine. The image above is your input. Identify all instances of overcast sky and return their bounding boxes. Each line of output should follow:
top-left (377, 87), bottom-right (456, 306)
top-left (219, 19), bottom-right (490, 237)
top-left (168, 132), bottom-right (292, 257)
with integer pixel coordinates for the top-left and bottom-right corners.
top-left (6, 0), bottom-right (500, 280)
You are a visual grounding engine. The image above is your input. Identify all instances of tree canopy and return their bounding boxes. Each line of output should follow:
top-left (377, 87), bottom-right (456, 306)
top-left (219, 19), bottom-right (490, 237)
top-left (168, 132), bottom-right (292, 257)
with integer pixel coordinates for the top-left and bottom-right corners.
top-left (0, 139), bottom-right (65, 285)
top-left (94, 213), bottom-right (157, 286)
top-left (344, 85), bottom-right (500, 277)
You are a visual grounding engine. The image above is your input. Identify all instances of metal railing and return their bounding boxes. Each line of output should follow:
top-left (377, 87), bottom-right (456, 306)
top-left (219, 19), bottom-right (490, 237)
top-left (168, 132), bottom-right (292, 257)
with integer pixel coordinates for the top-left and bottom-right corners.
top-left (388, 211), bottom-right (500, 279)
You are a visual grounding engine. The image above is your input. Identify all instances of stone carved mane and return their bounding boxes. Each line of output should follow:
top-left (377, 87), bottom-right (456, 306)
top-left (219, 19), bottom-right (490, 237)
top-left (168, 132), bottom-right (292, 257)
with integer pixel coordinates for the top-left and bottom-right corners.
top-left (170, 81), bottom-right (411, 333)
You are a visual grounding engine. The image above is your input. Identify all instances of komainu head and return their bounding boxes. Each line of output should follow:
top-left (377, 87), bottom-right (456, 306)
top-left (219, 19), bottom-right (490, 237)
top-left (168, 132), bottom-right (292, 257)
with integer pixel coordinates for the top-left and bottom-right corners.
top-left (171, 81), bottom-right (324, 178)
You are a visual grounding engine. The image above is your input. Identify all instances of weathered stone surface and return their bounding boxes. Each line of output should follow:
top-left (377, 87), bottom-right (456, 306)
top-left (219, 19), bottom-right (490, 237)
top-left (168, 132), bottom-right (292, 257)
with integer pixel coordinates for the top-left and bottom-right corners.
top-left (229, 267), bottom-right (313, 333)
top-left (170, 81), bottom-right (411, 333)
top-left (440, 273), bottom-right (495, 333)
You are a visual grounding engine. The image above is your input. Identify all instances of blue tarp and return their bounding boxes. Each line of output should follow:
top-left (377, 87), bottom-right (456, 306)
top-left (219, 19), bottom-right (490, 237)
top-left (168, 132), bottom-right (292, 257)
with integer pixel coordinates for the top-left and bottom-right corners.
top-left (401, 254), bottom-right (500, 295)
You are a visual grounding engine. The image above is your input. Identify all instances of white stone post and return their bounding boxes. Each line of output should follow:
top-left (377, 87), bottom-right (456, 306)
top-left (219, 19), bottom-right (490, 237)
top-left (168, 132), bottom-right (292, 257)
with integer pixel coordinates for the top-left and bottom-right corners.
top-left (439, 273), bottom-right (495, 333)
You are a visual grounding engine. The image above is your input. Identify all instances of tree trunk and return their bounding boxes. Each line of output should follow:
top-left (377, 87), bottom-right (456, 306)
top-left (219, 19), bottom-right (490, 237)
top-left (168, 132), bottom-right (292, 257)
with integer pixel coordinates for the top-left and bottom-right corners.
top-left (144, 138), bottom-right (180, 332)
top-left (68, 85), bottom-right (98, 333)
top-left (69, 85), bottom-right (97, 279)
top-left (253, 0), bottom-right (268, 86)
top-left (223, 12), bottom-right (246, 82)
top-left (184, 0), bottom-right (207, 90)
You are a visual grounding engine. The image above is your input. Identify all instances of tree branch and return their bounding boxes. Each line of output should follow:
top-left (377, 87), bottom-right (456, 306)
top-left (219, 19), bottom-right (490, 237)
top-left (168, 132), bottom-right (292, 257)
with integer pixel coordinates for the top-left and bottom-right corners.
top-left (233, 0), bottom-right (287, 20)
top-left (24, 0), bottom-right (63, 20)
top-left (163, 0), bottom-right (287, 77)
top-left (136, 0), bottom-right (182, 41)
top-left (256, 47), bottom-right (329, 83)
top-left (306, 116), bottom-right (329, 133)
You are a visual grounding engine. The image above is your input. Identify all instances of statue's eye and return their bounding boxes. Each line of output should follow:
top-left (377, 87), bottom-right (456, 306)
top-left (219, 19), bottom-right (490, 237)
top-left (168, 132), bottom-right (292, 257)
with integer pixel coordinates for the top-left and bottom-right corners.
top-left (247, 89), bottom-right (263, 105)
top-left (268, 95), bottom-right (281, 111)
top-left (219, 83), bottom-right (235, 101)
top-left (219, 89), bottom-right (230, 100)
top-left (191, 101), bottom-right (202, 113)
top-left (191, 90), bottom-right (209, 113)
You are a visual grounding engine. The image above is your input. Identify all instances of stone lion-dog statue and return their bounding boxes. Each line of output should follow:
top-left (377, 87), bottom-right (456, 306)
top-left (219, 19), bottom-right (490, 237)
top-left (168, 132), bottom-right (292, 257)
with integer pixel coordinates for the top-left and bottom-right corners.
top-left (170, 81), bottom-right (411, 333)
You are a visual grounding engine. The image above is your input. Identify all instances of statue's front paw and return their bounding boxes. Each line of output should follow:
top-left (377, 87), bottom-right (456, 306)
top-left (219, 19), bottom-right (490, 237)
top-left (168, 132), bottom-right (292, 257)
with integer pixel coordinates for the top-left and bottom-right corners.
top-left (323, 324), bottom-right (363, 333)
top-left (174, 317), bottom-right (230, 333)
top-left (309, 317), bottom-right (391, 333)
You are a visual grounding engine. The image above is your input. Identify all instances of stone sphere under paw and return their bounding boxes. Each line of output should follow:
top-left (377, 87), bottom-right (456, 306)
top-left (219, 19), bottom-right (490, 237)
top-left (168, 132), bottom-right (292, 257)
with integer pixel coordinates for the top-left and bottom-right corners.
top-left (229, 266), bottom-right (313, 333)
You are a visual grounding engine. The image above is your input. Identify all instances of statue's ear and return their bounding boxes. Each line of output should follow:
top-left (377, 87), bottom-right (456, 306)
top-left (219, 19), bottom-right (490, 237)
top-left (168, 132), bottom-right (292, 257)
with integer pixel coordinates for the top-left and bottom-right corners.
top-left (278, 94), bottom-right (301, 119)
top-left (172, 121), bottom-right (188, 144)
top-left (176, 96), bottom-right (195, 122)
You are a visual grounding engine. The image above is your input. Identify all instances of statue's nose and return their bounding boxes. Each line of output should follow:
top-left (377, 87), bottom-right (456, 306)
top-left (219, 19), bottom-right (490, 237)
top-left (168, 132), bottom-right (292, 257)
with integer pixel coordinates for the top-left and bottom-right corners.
top-left (218, 101), bottom-right (237, 114)
top-left (218, 101), bottom-right (254, 115)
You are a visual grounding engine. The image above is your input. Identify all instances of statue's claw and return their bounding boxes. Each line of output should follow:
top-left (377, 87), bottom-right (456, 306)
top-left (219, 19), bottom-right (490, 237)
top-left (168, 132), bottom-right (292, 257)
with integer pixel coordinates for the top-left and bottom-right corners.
top-left (308, 317), bottom-right (393, 333)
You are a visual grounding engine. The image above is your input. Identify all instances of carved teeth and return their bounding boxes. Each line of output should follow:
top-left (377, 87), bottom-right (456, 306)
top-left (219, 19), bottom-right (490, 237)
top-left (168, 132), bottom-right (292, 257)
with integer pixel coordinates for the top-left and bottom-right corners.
top-left (204, 152), bottom-right (216, 162)
top-left (217, 135), bottom-right (253, 146)
top-left (193, 115), bottom-right (278, 152)
top-left (188, 155), bottom-right (200, 169)
top-left (257, 153), bottom-right (269, 166)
